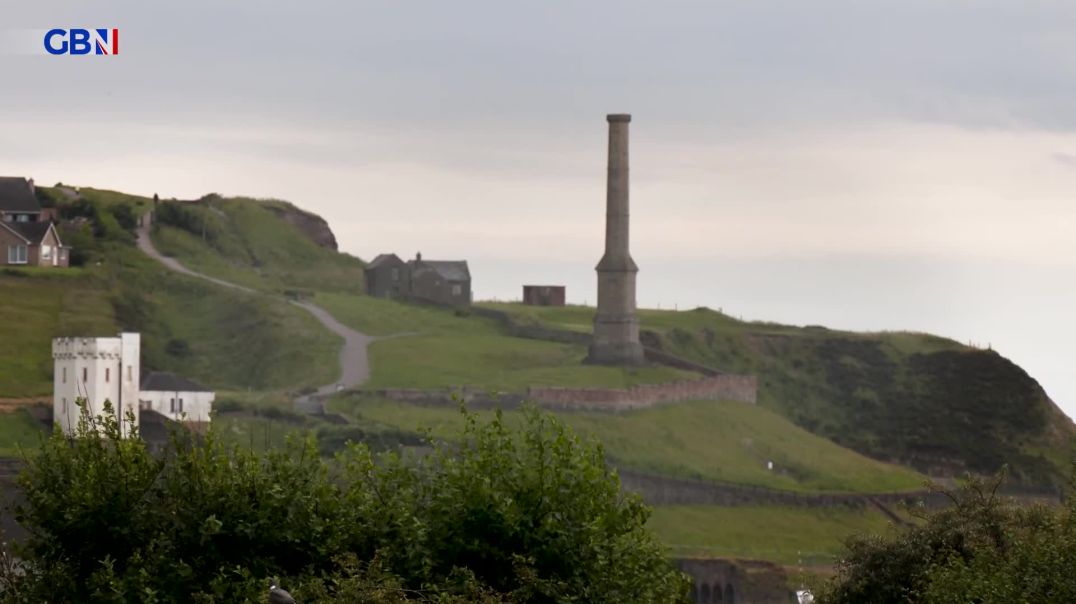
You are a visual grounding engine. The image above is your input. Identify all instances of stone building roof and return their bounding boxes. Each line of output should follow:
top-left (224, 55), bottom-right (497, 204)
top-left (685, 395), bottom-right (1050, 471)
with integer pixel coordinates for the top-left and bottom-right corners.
top-left (366, 253), bottom-right (403, 270)
top-left (417, 260), bottom-right (470, 282)
top-left (0, 177), bottom-right (40, 213)
top-left (141, 371), bottom-right (214, 393)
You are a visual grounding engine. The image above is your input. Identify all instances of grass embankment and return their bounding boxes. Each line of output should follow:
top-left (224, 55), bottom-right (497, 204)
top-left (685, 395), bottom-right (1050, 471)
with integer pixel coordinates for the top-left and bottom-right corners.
top-left (329, 397), bottom-right (925, 493)
top-left (0, 190), bottom-right (342, 398)
top-left (648, 505), bottom-right (902, 566)
top-left (150, 196), bottom-right (365, 295)
top-left (0, 410), bottom-right (48, 457)
top-left (316, 294), bottom-right (697, 391)
top-left (479, 302), bottom-right (1074, 487)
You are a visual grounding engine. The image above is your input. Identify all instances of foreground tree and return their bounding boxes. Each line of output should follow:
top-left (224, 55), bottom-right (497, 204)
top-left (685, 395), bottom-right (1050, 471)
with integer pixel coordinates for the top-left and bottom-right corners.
top-left (815, 472), bottom-right (1076, 604)
top-left (1, 402), bottom-right (687, 603)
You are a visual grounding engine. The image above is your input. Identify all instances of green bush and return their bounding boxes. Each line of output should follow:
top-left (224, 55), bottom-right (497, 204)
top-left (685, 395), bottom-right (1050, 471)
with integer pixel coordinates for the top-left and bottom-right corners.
top-left (1, 402), bottom-right (687, 603)
top-left (815, 472), bottom-right (1076, 604)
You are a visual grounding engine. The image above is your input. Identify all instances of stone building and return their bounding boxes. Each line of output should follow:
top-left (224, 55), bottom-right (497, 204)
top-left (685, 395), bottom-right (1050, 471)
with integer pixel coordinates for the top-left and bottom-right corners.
top-left (364, 253), bottom-right (407, 298)
top-left (364, 251), bottom-right (471, 307)
top-left (522, 285), bottom-right (566, 306)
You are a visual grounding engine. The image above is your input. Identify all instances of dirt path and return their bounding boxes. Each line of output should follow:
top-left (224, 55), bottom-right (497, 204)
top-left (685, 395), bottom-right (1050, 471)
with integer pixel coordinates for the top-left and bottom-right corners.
top-left (135, 221), bottom-right (374, 413)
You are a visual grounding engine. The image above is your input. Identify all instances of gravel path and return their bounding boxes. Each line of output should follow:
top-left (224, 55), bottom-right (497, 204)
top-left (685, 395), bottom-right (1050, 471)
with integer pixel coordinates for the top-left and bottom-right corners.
top-left (135, 220), bottom-right (374, 413)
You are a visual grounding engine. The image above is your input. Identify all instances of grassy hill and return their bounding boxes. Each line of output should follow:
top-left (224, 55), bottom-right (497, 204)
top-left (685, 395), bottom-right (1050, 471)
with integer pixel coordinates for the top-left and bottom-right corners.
top-left (478, 302), bottom-right (1075, 487)
top-left (0, 188), bottom-right (341, 398)
top-left (150, 195), bottom-right (365, 294)
top-left (328, 397), bottom-right (925, 493)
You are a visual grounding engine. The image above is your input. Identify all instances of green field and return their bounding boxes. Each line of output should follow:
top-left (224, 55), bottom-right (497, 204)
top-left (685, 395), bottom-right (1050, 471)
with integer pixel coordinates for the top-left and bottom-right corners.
top-left (315, 294), bottom-right (697, 390)
top-left (316, 292), bottom-right (502, 336)
top-left (0, 271), bottom-right (117, 397)
top-left (329, 398), bottom-right (925, 493)
top-left (366, 335), bottom-right (696, 390)
top-left (648, 505), bottom-right (902, 566)
top-left (0, 410), bottom-right (48, 457)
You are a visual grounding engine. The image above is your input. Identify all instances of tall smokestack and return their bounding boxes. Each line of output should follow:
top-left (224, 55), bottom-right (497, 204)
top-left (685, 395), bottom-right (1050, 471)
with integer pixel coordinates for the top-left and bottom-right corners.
top-left (586, 114), bottom-right (645, 366)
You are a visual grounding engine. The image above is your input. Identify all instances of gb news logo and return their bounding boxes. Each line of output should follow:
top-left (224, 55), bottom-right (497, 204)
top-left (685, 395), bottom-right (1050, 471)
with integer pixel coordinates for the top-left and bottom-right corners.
top-left (44, 28), bottom-right (119, 55)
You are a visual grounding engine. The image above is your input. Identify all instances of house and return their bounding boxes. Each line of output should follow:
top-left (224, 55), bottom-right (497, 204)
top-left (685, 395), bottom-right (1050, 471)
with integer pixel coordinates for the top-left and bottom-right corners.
top-left (523, 285), bottom-right (566, 307)
top-left (52, 332), bottom-right (215, 437)
top-left (364, 253), bottom-right (407, 298)
top-left (140, 371), bottom-right (215, 424)
top-left (0, 221), bottom-right (69, 267)
top-left (0, 176), bottom-right (69, 267)
top-left (364, 251), bottom-right (471, 306)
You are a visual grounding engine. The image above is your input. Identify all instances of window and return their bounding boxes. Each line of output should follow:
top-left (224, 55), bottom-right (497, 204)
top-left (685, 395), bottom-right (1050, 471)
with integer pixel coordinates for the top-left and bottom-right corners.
top-left (170, 398), bottom-right (175, 412)
top-left (105, 368), bottom-right (110, 383)
top-left (62, 367), bottom-right (67, 383)
top-left (41, 244), bottom-right (51, 260)
top-left (82, 367), bottom-right (87, 382)
top-left (127, 365), bottom-right (132, 381)
top-left (170, 398), bottom-right (184, 413)
top-left (391, 267), bottom-right (399, 281)
top-left (15, 214), bottom-right (28, 223)
top-left (452, 283), bottom-right (462, 297)
top-left (1, 214), bottom-right (9, 222)
top-left (6, 245), bottom-right (27, 265)
top-left (62, 398), bottom-right (67, 414)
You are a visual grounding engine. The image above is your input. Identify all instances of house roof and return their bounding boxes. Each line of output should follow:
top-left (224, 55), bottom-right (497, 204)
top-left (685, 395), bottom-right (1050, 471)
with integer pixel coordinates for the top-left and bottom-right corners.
top-left (415, 260), bottom-right (470, 282)
top-left (366, 253), bottom-right (403, 270)
top-left (0, 177), bottom-right (40, 213)
top-left (0, 221), bottom-right (61, 246)
top-left (140, 371), bottom-right (214, 393)
top-left (8, 221), bottom-right (53, 244)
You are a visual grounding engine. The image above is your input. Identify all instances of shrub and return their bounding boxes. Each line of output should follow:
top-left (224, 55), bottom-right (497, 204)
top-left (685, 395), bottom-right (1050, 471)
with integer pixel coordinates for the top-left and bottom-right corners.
top-left (1, 402), bottom-right (687, 603)
top-left (815, 472), bottom-right (1076, 604)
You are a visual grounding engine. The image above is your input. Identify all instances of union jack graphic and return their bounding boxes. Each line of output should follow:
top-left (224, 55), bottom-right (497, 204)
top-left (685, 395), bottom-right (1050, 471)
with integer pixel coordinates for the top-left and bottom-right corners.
top-left (93, 28), bottom-right (118, 55)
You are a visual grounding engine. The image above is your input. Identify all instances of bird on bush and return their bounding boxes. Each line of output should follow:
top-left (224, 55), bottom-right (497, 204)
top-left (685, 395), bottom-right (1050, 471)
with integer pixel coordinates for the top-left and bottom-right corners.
top-left (269, 582), bottom-right (296, 604)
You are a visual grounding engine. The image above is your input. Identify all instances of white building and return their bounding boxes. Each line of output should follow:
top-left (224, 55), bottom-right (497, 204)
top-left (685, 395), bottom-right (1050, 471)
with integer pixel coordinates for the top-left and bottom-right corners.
top-left (52, 332), bottom-right (141, 436)
top-left (139, 371), bottom-right (215, 423)
top-left (52, 332), bottom-right (214, 436)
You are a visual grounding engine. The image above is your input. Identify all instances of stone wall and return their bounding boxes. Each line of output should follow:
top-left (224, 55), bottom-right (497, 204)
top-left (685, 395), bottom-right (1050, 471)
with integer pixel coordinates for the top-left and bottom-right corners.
top-left (528, 375), bottom-right (757, 410)
top-left (677, 557), bottom-right (793, 604)
top-left (363, 375), bottom-right (756, 413)
top-left (620, 469), bottom-right (946, 510)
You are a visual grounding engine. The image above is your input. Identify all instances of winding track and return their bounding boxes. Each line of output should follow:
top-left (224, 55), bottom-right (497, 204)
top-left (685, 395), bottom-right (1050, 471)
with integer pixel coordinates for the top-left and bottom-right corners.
top-left (135, 221), bottom-right (373, 413)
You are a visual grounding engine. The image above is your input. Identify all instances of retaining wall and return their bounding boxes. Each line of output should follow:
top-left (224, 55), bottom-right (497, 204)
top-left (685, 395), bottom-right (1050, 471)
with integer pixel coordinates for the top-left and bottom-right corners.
top-left (619, 469), bottom-right (948, 509)
top-left (364, 374), bottom-right (756, 413)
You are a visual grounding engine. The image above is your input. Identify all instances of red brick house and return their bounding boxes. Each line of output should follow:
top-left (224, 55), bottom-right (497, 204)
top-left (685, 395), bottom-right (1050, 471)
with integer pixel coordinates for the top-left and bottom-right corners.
top-left (0, 177), bottom-right (69, 267)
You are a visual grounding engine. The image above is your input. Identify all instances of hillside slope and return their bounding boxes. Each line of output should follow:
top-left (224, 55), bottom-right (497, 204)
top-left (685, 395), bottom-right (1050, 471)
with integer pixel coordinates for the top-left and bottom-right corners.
top-left (0, 188), bottom-right (342, 398)
top-left (150, 195), bottom-right (364, 294)
top-left (480, 303), bottom-right (1075, 487)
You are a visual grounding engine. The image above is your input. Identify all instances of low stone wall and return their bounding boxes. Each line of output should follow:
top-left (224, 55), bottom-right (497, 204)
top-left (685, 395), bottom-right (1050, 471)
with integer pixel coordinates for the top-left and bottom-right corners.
top-left (619, 469), bottom-right (946, 509)
top-left (364, 375), bottom-right (756, 413)
top-left (469, 306), bottom-right (592, 345)
top-left (364, 388), bottom-right (528, 410)
top-left (528, 375), bottom-right (757, 410)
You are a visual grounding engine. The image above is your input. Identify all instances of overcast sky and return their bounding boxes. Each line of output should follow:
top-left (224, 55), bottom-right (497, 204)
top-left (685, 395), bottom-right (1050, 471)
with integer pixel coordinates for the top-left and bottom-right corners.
top-left (3, 1), bottom-right (1074, 416)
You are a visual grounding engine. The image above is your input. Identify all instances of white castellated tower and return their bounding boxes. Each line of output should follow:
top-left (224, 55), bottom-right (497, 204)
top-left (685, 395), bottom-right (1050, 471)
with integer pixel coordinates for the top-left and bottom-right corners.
top-left (52, 333), bottom-right (141, 436)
